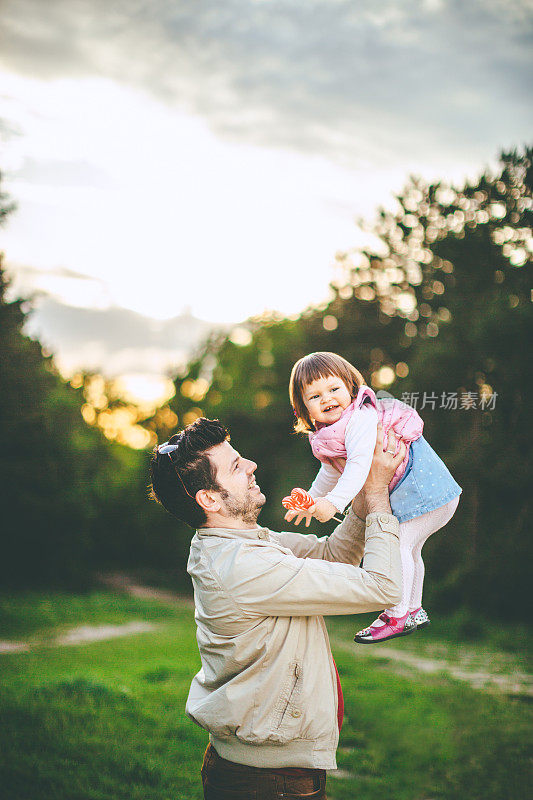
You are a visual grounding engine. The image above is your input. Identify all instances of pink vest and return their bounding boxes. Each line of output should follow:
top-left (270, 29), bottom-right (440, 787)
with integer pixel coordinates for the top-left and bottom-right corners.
top-left (309, 386), bottom-right (424, 491)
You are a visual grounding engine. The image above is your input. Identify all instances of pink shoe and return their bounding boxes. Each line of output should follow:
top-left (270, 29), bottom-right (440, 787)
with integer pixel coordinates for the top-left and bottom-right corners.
top-left (354, 611), bottom-right (417, 644)
top-left (411, 607), bottom-right (431, 629)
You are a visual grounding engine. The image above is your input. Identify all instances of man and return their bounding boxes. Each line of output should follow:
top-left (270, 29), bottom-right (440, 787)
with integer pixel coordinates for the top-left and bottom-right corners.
top-left (150, 416), bottom-right (405, 800)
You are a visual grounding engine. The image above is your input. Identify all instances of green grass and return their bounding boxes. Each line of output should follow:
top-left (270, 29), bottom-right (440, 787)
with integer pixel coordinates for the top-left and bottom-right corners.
top-left (0, 591), bottom-right (183, 640)
top-left (0, 594), bottom-right (205, 800)
top-left (327, 615), bottom-right (532, 800)
top-left (328, 611), bottom-right (533, 680)
top-left (1, 593), bottom-right (532, 799)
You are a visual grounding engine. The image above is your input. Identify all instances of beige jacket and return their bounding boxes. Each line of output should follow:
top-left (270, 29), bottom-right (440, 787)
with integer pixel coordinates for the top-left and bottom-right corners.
top-left (185, 509), bottom-right (401, 770)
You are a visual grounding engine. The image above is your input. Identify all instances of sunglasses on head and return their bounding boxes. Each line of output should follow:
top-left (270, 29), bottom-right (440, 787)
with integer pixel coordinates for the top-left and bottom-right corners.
top-left (157, 439), bottom-right (196, 500)
top-left (158, 442), bottom-right (180, 455)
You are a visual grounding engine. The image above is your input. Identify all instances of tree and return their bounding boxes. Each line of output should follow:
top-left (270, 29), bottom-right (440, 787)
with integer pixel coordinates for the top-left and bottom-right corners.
top-left (0, 174), bottom-right (187, 589)
top-left (333, 148), bottom-right (532, 616)
top-left (164, 147), bottom-right (532, 620)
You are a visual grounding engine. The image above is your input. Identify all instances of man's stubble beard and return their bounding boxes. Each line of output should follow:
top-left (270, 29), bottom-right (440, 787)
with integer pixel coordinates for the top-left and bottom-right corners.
top-left (219, 488), bottom-right (266, 525)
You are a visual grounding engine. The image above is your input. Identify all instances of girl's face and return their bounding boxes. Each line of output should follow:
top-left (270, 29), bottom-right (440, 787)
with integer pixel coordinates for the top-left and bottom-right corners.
top-left (302, 375), bottom-right (352, 425)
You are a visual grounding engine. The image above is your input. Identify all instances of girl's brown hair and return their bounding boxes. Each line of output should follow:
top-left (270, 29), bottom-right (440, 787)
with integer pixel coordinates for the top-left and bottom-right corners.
top-left (289, 352), bottom-right (365, 433)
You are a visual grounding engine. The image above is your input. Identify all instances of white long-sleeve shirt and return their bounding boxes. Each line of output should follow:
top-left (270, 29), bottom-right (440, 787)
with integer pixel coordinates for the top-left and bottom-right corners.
top-left (308, 404), bottom-right (379, 512)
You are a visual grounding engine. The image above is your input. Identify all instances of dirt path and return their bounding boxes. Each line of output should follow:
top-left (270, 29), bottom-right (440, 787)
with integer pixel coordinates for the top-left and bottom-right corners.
top-left (2, 576), bottom-right (531, 697)
top-left (0, 574), bottom-right (192, 654)
top-left (0, 621), bottom-right (159, 653)
top-left (97, 572), bottom-right (195, 606)
top-left (330, 637), bottom-right (533, 697)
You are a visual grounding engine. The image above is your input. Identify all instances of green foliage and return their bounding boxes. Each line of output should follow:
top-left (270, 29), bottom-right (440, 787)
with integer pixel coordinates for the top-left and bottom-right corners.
top-left (338, 147), bottom-right (532, 617)
top-left (0, 257), bottom-right (101, 586)
top-left (0, 262), bottom-right (190, 588)
top-left (0, 173), bottom-right (189, 589)
top-left (167, 147), bottom-right (532, 621)
top-left (1, 146), bottom-right (531, 609)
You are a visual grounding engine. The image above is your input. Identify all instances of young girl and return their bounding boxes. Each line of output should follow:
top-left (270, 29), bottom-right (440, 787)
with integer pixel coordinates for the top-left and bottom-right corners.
top-left (286, 351), bottom-right (461, 643)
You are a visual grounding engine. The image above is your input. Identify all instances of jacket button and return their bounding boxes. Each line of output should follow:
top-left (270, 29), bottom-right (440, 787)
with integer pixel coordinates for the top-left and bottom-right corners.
top-left (258, 530), bottom-right (269, 540)
top-left (291, 709), bottom-right (301, 718)
top-left (379, 514), bottom-right (390, 525)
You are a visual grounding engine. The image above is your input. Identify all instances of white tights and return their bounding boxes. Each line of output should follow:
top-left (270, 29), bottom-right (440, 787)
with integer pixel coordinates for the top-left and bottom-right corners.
top-left (385, 496), bottom-right (460, 618)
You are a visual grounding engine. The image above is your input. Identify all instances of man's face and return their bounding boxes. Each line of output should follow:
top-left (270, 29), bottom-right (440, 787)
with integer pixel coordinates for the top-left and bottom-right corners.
top-left (207, 440), bottom-right (266, 524)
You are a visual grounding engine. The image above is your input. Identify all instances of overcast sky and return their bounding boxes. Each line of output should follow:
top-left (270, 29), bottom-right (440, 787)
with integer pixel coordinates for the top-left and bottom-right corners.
top-left (0, 0), bottom-right (531, 400)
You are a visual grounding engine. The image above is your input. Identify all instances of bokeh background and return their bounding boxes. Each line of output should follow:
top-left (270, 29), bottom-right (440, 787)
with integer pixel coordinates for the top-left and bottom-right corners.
top-left (0, 2), bottom-right (532, 798)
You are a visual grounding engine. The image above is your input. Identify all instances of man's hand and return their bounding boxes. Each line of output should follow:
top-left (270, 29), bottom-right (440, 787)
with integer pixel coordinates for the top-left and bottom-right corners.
top-left (351, 425), bottom-right (406, 518)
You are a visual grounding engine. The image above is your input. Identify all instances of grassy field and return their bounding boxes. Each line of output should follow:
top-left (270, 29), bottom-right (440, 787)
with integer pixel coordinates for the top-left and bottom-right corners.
top-left (0, 592), bottom-right (531, 800)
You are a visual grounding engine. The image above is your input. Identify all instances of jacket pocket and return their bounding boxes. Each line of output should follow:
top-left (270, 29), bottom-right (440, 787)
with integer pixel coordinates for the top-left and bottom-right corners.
top-left (274, 662), bottom-right (302, 732)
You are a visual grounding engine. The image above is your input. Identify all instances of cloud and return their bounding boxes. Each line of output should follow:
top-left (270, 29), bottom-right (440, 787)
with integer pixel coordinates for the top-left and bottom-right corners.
top-left (5, 263), bottom-right (112, 310)
top-left (16, 157), bottom-right (112, 188)
top-left (23, 294), bottom-right (221, 378)
top-left (1, 0), bottom-right (531, 393)
top-left (6, 265), bottom-right (222, 378)
top-left (1, 0), bottom-right (531, 168)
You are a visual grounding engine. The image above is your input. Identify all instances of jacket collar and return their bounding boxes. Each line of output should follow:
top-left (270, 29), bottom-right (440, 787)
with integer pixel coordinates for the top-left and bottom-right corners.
top-left (195, 525), bottom-right (271, 540)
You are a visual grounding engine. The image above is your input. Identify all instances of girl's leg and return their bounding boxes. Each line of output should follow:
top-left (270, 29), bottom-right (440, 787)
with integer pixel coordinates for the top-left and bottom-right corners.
top-left (386, 497), bottom-right (460, 617)
top-left (354, 521), bottom-right (417, 639)
top-left (384, 519), bottom-right (419, 618)
top-left (408, 539), bottom-right (426, 613)
top-left (408, 496), bottom-right (459, 611)
top-left (354, 496), bottom-right (461, 642)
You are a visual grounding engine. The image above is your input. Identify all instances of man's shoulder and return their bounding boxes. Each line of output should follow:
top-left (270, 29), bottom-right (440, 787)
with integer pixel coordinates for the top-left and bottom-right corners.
top-left (191, 526), bottom-right (290, 554)
top-left (192, 526), bottom-right (282, 543)
top-left (188, 527), bottom-right (296, 583)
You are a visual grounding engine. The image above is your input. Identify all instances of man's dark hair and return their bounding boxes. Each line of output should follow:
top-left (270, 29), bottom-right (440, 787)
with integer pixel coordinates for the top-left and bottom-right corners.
top-left (149, 417), bottom-right (229, 528)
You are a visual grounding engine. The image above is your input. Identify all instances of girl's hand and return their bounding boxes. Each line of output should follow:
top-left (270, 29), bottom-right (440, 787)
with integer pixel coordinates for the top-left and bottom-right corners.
top-left (284, 506), bottom-right (316, 527)
top-left (284, 498), bottom-right (338, 526)
top-left (282, 487), bottom-right (316, 526)
top-left (312, 498), bottom-right (338, 522)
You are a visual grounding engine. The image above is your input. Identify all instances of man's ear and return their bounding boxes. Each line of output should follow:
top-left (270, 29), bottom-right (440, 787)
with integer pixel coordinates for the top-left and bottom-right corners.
top-left (195, 489), bottom-right (222, 514)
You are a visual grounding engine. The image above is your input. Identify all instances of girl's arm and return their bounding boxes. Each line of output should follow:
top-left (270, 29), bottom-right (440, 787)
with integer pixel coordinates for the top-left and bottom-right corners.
top-left (324, 405), bottom-right (378, 512)
top-left (308, 462), bottom-right (340, 499)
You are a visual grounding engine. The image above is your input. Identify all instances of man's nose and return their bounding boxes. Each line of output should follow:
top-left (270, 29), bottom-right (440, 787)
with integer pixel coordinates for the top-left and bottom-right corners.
top-left (246, 460), bottom-right (257, 473)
